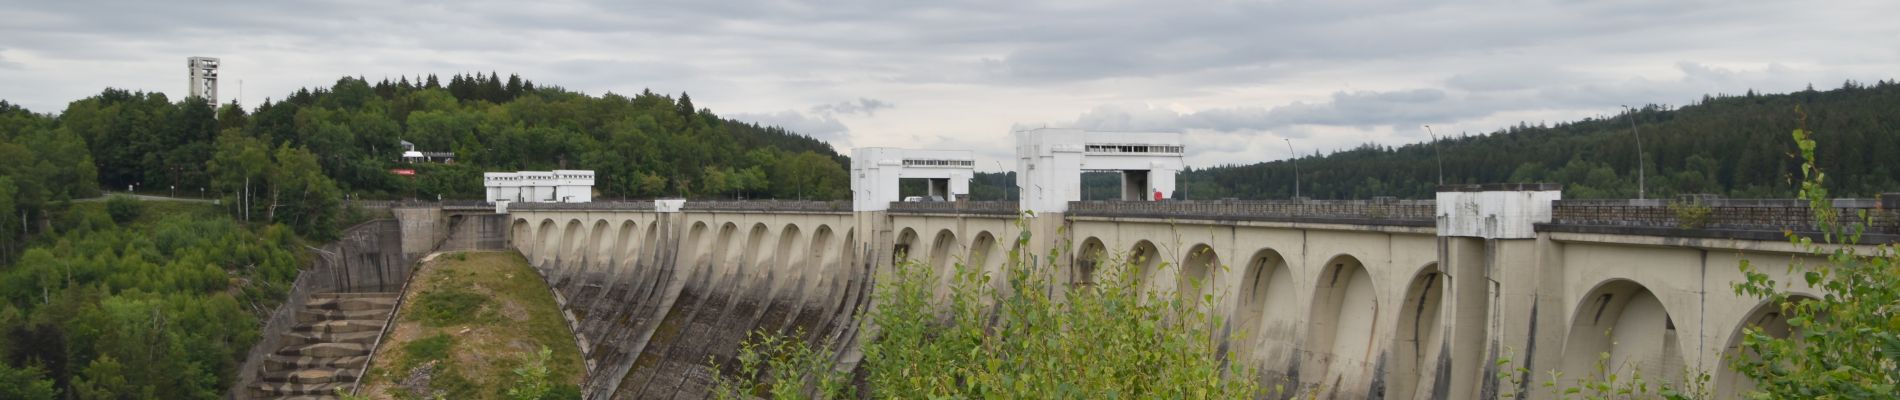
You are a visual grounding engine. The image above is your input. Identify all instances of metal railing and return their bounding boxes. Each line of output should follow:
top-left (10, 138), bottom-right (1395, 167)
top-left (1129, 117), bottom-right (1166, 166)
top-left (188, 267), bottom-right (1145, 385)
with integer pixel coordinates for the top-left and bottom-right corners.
top-left (683, 200), bottom-right (852, 213)
top-left (1066, 199), bottom-right (1436, 226)
top-left (508, 201), bottom-right (658, 211)
top-left (1547, 197), bottom-right (1900, 235)
top-left (887, 201), bottom-right (1020, 216)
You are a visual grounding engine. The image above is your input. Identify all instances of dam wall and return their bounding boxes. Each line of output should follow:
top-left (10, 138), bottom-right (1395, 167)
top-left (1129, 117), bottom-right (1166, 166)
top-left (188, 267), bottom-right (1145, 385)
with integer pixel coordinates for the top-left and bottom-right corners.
top-left (504, 190), bottom-right (1900, 399)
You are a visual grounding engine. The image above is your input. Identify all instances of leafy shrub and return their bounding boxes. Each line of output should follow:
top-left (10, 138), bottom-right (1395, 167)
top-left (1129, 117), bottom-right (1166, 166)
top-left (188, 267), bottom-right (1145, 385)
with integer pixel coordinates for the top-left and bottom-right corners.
top-left (1730, 122), bottom-right (1900, 398)
top-left (713, 217), bottom-right (1258, 398)
top-left (413, 286), bottom-right (488, 326)
top-left (402, 334), bottom-right (455, 368)
top-left (104, 195), bottom-right (141, 225)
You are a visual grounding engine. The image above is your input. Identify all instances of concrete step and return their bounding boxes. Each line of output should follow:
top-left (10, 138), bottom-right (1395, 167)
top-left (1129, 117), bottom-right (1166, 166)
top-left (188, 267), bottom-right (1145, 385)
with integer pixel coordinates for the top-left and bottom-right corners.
top-left (261, 367), bottom-right (362, 385)
top-left (297, 308), bottom-right (392, 323)
top-left (309, 292), bottom-right (399, 300)
top-left (250, 381), bottom-right (353, 397)
top-left (293, 319), bottom-right (387, 335)
top-left (305, 296), bottom-right (398, 312)
top-left (276, 342), bottom-right (370, 358)
top-left (264, 354), bottom-right (368, 370)
top-left (282, 330), bottom-right (382, 345)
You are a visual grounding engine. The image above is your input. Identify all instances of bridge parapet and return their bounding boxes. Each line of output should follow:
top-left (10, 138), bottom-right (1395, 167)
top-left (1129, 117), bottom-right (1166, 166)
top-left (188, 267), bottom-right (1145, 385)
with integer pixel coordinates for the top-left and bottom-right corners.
top-left (1066, 199), bottom-right (1435, 226)
top-left (887, 200), bottom-right (1019, 216)
top-left (508, 201), bottom-right (657, 211)
top-left (1542, 196), bottom-right (1900, 242)
top-left (682, 200), bottom-right (851, 213)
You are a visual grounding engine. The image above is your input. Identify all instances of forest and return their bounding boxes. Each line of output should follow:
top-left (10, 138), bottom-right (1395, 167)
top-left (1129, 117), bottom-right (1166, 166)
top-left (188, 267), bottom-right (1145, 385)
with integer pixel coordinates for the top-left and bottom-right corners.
top-left (3, 72), bottom-right (1900, 398)
top-left (1149, 80), bottom-right (1900, 200)
top-left (0, 73), bottom-right (854, 399)
top-left (0, 200), bottom-right (304, 399)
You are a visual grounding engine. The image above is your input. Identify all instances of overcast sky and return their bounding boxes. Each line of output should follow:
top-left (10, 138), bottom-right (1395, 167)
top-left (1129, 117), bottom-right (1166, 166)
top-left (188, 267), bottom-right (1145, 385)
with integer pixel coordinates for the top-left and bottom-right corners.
top-left (4, 0), bottom-right (1896, 170)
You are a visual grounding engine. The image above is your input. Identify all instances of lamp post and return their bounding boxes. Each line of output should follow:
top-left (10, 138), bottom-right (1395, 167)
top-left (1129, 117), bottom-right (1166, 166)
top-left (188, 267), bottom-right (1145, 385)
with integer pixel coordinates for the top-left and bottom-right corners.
top-left (1424, 125), bottom-right (1443, 186)
top-left (1283, 138), bottom-right (1300, 199)
top-left (1621, 105), bottom-right (1646, 200)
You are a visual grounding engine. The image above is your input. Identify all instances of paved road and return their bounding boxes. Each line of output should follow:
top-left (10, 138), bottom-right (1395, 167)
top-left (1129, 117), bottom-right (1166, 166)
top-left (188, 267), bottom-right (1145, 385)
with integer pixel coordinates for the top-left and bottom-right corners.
top-left (74, 193), bottom-right (217, 204)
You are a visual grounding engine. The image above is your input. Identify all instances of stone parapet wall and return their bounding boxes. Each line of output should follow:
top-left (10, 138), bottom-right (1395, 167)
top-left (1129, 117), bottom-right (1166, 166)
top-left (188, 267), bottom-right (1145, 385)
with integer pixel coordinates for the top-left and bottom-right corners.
top-left (682, 200), bottom-right (851, 213)
top-left (1547, 198), bottom-right (1900, 237)
top-left (887, 200), bottom-right (1019, 216)
top-left (1067, 199), bottom-right (1436, 226)
top-left (509, 201), bottom-right (658, 211)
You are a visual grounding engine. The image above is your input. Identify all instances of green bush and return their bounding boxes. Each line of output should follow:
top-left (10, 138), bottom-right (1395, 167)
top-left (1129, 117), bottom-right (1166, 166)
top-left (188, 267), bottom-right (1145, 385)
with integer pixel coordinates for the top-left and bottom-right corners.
top-left (402, 334), bottom-right (455, 368)
top-left (412, 286), bottom-right (488, 326)
top-left (1730, 123), bottom-right (1900, 398)
top-left (713, 217), bottom-right (1258, 399)
top-left (104, 195), bottom-right (141, 225)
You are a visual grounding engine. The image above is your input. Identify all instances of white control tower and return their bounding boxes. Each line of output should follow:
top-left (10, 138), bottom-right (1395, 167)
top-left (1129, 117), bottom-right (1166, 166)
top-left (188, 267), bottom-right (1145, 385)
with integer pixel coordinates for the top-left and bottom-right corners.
top-left (188, 56), bottom-right (220, 105)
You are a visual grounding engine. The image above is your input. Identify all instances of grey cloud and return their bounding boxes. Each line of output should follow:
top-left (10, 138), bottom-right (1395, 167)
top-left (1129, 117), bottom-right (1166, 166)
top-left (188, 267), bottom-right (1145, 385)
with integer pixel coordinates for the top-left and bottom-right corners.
top-left (727, 110), bottom-right (853, 146)
top-left (1069, 88), bottom-right (1471, 133)
top-left (811, 98), bottom-right (893, 116)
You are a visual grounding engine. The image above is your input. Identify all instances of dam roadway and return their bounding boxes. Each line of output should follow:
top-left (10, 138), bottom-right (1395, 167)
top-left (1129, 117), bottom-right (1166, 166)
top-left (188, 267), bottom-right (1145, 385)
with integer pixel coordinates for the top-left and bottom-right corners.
top-left (499, 185), bottom-right (1899, 399)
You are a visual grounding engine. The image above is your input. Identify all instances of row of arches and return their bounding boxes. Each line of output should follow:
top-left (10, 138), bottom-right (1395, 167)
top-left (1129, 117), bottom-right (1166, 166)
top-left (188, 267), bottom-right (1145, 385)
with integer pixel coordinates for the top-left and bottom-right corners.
top-left (1065, 236), bottom-right (1802, 399)
top-left (510, 217), bottom-right (859, 302)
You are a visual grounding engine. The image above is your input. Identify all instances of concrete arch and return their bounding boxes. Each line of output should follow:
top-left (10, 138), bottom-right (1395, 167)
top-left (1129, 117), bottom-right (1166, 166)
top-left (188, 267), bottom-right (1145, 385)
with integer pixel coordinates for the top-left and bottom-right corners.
top-left (1074, 237), bottom-right (1107, 288)
top-left (1235, 248), bottom-right (1299, 386)
top-left (928, 229), bottom-right (961, 274)
top-left (535, 219), bottom-right (558, 266)
top-left (639, 222), bottom-right (661, 268)
top-left (835, 228), bottom-right (858, 289)
top-left (561, 219), bottom-right (585, 265)
top-left (511, 218), bottom-right (532, 254)
top-left (894, 228), bottom-right (919, 264)
top-left (1390, 262), bottom-right (1446, 400)
top-left (1714, 295), bottom-right (1814, 399)
top-left (742, 223), bottom-right (771, 274)
top-left (1560, 279), bottom-right (1685, 386)
top-left (777, 224), bottom-right (805, 275)
top-left (1305, 254), bottom-right (1379, 392)
top-left (714, 222), bottom-right (741, 277)
top-left (968, 231), bottom-right (1005, 293)
top-left (590, 220), bottom-right (613, 263)
top-left (613, 220), bottom-right (639, 262)
top-left (1179, 244), bottom-right (1219, 303)
top-left (684, 221), bottom-right (711, 269)
top-left (1128, 240), bottom-right (1164, 291)
top-left (808, 226), bottom-right (835, 283)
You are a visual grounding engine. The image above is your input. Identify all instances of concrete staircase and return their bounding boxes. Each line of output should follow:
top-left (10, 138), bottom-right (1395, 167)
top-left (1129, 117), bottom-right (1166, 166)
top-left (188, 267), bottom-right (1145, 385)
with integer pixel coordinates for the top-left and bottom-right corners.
top-left (249, 292), bottom-right (399, 399)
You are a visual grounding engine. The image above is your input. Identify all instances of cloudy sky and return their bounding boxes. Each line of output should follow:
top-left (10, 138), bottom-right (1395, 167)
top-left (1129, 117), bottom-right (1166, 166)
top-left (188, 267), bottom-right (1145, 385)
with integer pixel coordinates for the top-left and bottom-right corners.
top-left (4, 0), bottom-right (1896, 170)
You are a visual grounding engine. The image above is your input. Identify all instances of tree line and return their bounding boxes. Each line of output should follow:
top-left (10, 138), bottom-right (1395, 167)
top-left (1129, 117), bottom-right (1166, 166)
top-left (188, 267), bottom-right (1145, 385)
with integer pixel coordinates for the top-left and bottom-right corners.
top-left (0, 201), bottom-right (305, 399)
top-left (1157, 81), bottom-right (1900, 200)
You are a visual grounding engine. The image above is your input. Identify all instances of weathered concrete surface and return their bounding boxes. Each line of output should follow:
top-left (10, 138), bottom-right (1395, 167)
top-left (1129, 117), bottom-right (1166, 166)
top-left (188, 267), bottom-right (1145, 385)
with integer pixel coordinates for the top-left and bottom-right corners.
top-left (510, 209), bottom-right (871, 399)
top-left (233, 220), bottom-right (412, 399)
top-left (507, 194), bottom-right (1838, 400)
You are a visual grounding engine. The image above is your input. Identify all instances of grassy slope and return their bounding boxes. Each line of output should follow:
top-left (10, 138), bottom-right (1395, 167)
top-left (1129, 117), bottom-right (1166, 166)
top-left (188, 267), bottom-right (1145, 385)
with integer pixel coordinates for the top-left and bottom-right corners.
top-left (361, 251), bottom-right (583, 399)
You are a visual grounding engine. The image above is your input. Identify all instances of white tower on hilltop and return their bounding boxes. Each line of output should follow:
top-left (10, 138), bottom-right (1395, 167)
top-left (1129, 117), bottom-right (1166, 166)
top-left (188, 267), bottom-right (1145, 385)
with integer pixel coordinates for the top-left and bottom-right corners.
top-left (188, 57), bottom-right (220, 105)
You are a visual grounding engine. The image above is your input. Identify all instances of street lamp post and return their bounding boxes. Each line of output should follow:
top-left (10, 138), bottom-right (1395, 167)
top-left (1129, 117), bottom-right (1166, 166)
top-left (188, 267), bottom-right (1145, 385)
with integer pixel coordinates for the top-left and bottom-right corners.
top-left (1283, 138), bottom-right (1300, 199)
top-left (1424, 125), bottom-right (1443, 186)
top-left (1621, 105), bottom-right (1646, 200)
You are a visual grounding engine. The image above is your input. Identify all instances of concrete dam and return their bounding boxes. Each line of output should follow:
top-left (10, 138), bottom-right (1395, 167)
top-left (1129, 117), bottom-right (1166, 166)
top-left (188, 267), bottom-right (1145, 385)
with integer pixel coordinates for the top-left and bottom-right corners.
top-left (502, 185), bottom-right (1900, 399)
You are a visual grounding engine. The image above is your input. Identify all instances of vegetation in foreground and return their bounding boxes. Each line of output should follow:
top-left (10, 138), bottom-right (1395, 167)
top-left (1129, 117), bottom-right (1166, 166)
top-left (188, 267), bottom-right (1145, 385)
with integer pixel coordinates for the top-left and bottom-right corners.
top-left (360, 251), bottom-right (582, 400)
top-left (711, 221), bottom-right (1263, 399)
top-left (1487, 117), bottom-right (1900, 399)
top-left (0, 199), bottom-right (305, 399)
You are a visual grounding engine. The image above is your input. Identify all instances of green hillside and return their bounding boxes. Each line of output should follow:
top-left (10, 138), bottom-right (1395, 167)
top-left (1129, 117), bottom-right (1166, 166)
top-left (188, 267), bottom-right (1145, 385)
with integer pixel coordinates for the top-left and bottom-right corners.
top-left (1156, 81), bottom-right (1900, 200)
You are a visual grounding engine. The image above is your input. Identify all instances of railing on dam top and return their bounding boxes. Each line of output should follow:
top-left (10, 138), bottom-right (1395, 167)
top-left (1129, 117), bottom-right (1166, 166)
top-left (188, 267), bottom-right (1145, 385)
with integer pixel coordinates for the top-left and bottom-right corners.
top-left (1067, 199), bottom-right (1436, 226)
top-left (348, 199), bottom-right (491, 209)
top-left (887, 201), bottom-right (1020, 216)
top-left (1543, 196), bottom-right (1900, 242)
top-left (683, 200), bottom-right (852, 213)
top-left (508, 201), bottom-right (657, 211)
